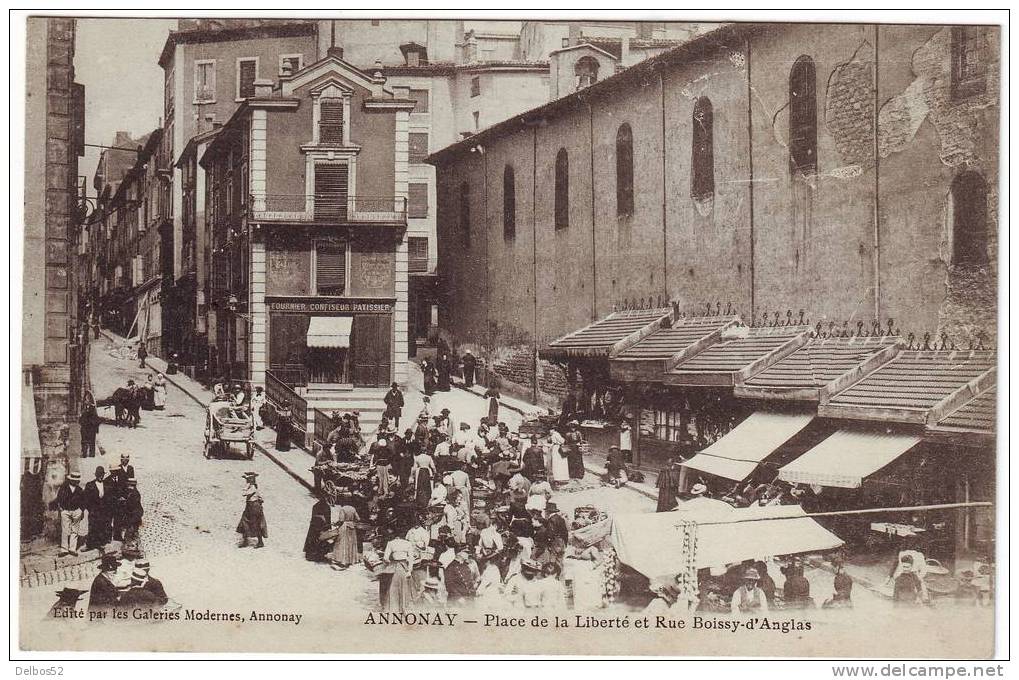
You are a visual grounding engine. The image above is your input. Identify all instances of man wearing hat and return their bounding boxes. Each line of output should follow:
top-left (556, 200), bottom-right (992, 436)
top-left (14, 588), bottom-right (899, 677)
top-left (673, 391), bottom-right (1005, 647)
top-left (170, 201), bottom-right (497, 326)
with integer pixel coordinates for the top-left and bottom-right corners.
top-left (443, 545), bottom-right (478, 605)
top-left (133, 559), bottom-right (168, 604)
top-left (114, 477), bottom-right (144, 543)
top-left (123, 565), bottom-right (169, 608)
top-left (238, 472), bottom-right (267, 548)
top-left (383, 382), bottom-right (404, 430)
top-left (521, 435), bottom-right (546, 482)
top-left (370, 436), bottom-right (393, 497)
top-left (730, 567), bottom-right (769, 615)
top-left (88, 552), bottom-right (124, 614)
top-left (53, 470), bottom-right (86, 556)
top-left (48, 587), bottom-right (88, 619)
top-left (250, 386), bottom-right (267, 430)
top-left (83, 465), bottom-right (113, 550)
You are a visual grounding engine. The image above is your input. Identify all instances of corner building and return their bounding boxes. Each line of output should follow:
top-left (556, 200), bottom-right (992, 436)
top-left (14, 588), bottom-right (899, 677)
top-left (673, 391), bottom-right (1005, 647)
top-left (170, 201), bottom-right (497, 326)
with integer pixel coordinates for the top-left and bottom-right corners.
top-left (200, 50), bottom-right (413, 437)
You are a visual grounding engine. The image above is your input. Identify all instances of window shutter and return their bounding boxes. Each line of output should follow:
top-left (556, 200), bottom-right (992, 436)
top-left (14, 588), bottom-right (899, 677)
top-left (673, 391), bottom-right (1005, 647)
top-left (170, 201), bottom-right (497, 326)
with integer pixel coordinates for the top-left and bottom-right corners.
top-left (408, 236), bottom-right (428, 273)
top-left (408, 183), bottom-right (429, 218)
top-left (320, 100), bottom-right (344, 144)
top-left (314, 164), bottom-right (349, 221)
top-left (408, 133), bottom-right (429, 163)
top-left (316, 243), bottom-right (346, 294)
top-left (238, 60), bottom-right (257, 99)
top-left (409, 89), bottom-right (430, 113)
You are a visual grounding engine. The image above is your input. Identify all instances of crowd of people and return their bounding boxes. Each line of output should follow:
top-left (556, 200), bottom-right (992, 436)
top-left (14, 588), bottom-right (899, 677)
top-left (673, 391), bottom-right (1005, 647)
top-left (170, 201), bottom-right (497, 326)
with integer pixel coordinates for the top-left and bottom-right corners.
top-left (299, 384), bottom-right (628, 612)
top-left (48, 548), bottom-right (171, 619)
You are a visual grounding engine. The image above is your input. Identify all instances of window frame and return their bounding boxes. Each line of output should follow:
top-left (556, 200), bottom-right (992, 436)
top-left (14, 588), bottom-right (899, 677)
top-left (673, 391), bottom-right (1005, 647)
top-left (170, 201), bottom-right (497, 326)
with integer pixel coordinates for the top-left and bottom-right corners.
top-left (503, 165), bottom-right (516, 241)
top-left (236, 57), bottom-right (259, 101)
top-left (408, 88), bottom-right (430, 113)
top-left (312, 238), bottom-right (350, 296)
top-left (951, 26), bottom-right (988, 101)
top-left (193, 59), bottom-right (217, 104)
top-left (408, 182), bottom-right (429, 218)
top-left (615, 123), bottom-right (634, 218)
top-left (554, 148), bottom-right (569, 230)
top-left (279, 53), bottom-right (304, 77)
top-left (691, 97), bottom-right (715, 200)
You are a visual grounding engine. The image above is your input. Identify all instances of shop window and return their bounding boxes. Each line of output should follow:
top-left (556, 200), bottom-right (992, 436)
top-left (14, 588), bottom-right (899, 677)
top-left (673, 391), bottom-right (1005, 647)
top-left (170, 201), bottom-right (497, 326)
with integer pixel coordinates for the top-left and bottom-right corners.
top-left (237, 58), bottom-right (258, 99)
top-left (691, 97), bottom-right (714, 200)
top-left (503, 165), bottom-right (516, 241)
top-left (319, 99), bottom-right (345, 144)
top-left (409, 88), bottom-right (430, 113)
top-left (408, 183), bottom-right (429, 218)
top-left (653, 410), bottom-right (685, 442)
top-left (409, 132), bottom-right (429, 163)
top-left (952, 26), bottom-right (988, 100)
top-left (789, 56), bottom-right (817, 176)
top-left (315, 242), bottom-right (346, 295)
top-left (616, 123), bottom-right (634, 217)
top-left (574, 56), bottom-right (600, 90)
top-left (554, 148), bottom-right (569, 229)
top-left (459, 182), bottom-right (471, 247)
top-left (951, 171), bottom-right (988, 265)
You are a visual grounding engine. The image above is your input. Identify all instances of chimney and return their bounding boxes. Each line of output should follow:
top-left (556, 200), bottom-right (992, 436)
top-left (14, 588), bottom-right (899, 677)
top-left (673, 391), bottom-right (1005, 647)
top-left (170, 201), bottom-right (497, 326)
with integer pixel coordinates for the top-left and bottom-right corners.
top-left (327, 45), bottom-right (344, 60)
top-left (114, 131), bottom-right (133, 147)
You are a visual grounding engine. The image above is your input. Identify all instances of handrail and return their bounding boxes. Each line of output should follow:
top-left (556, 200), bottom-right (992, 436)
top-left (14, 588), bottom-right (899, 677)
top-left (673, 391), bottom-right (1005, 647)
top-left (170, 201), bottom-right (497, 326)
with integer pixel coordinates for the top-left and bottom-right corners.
top-left (249, 194), bottom-right (407, 223)
top-left (264, 369), bottom-right (308, 436)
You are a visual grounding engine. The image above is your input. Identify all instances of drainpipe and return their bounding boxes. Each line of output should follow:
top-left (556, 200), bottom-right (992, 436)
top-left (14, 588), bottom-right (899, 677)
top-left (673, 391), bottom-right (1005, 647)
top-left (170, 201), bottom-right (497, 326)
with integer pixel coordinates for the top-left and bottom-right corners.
top-left (745, 35), bottom-right (756, 319)
top-left (588, 101), bottom-right (597, 321)
top-left (872, 25), bottom-right (882, 320)
top-left (660, 70), bottom-right (668, 301)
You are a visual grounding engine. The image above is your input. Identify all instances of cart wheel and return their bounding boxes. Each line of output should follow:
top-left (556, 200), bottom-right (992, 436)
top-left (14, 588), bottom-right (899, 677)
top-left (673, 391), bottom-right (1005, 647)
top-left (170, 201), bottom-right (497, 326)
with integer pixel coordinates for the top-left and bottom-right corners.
top-left (246, 442), bottom-right (254, 460)
top-left (323, 480), bottom-right (337, 501)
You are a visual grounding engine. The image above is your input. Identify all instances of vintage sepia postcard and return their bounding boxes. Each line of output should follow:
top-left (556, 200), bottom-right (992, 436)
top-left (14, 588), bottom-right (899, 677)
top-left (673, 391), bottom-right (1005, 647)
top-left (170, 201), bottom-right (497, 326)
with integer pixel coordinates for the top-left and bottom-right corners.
top-left (16, 11), bottom-right (1004, 659)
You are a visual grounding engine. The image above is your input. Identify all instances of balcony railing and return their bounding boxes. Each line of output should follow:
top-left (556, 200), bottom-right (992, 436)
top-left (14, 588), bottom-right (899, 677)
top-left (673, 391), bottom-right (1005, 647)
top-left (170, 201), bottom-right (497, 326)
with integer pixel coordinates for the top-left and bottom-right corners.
top-left (250, 194), bottom-right (407, 225)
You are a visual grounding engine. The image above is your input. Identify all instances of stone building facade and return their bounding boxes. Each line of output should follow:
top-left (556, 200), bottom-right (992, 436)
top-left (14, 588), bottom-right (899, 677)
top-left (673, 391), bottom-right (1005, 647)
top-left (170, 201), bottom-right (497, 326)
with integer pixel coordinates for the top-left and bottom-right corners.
top-left (429, 22), bottom-right (1000, 405)
top-left (22, 17), bottom-right (86, 538)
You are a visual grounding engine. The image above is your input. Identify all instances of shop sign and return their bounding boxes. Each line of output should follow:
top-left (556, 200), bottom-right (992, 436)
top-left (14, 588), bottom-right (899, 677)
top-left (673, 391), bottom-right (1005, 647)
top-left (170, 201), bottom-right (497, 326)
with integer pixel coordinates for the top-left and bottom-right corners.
top-left (265, 297), bottom-right (395, 314)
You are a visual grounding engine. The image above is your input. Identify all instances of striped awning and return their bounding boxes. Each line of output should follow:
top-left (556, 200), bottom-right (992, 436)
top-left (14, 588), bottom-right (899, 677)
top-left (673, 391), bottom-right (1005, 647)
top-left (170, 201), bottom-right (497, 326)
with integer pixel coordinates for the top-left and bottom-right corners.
top-left (681, 411), bottom-right (814, 481)
top-left (778, 428), bottom-right (921, 488)
top-left (307, 316), bottom-right (353, 348)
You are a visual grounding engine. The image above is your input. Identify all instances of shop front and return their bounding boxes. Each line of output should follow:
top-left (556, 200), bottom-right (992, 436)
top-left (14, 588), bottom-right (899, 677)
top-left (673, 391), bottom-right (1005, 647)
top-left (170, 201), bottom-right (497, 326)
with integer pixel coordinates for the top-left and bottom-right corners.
top-left (265, 297), bottom-right (394, 388)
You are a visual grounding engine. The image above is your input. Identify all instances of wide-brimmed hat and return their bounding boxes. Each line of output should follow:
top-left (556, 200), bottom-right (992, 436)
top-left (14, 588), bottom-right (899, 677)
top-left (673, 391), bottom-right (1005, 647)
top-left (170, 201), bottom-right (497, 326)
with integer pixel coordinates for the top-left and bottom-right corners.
top-left (423, 577), bottom-right (441, 590)
top-left (690, 483), bottom-right (707, 496)
top-left (99, 553), bottom-right (121, 571)
top-left (131, 568), bottom-right (147, 582)
top-left (521, 558), bottom-right (542, 573)
top-left (126, 478), bottom-right (137, 487)
top-left (242, 472), bottom-right (259, 479)
top-left (66, 472), bottom-right (81, 482)
top-left (743, 567), bottom-right (761, 580)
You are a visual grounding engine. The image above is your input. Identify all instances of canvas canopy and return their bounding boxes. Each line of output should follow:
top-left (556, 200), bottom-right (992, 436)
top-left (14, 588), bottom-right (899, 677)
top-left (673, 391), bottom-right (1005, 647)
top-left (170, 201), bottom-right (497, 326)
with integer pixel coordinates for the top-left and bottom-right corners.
top-left (778, 429), bottom-right (921, 489)
top-left (307, 316), bottom-right (353, 348)
top-left (680, 411), bottom-right (814, 481)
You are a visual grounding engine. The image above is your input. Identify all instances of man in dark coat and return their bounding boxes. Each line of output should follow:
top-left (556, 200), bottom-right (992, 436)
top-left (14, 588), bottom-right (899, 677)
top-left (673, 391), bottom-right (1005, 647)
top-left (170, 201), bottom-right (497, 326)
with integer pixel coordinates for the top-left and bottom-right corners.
top-left (88, 553), bottom-right (123, 615)
top-left (114, 479), bottom-right (144, 542)
top-left (521, 435), bottom-right (546, 481)
top-left (133, 559), bottom-right (168, 604)
top-left (83, 465), bottom-right (112, 550)
top-left (303, 496), bottom-right (333, 562)
top-left (444, 546), bottom-right (477, 605)
top-left (78, 393), bottom-right (101, 458)
top-left (436, 354), bottom-right (451, 391)
top-left (125, 380), bottom-right (141, 427)
top-left (53, 472), bottom-right (86, 555)
top-left (383, 382), bottom-right (405, 430)
top-left (461, 350), bottom-right (477, 387)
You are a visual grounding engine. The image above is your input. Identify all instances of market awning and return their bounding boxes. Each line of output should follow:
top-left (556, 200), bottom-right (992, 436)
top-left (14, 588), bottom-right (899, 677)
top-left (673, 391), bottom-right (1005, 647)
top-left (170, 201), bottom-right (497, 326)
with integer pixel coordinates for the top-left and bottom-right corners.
top-left (680, 411), bottom-right (814, 481)
top-left (307, 316), bottom-right (353, 348)
top-left (778, 428), bottom-right (922, 489)
top-left (539, 307), bottom-right (672, 360)
top-left (610, 500), bottom-right (844, 577)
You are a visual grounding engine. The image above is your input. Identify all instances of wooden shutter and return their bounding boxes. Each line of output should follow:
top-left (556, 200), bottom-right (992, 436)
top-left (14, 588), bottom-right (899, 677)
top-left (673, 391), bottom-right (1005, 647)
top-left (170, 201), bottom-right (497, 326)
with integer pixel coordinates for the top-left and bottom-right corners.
top-left (320, 100), bottom-right (344, 144)
top-left (316, 243), bottom-right (346, 294)
top-left (408, 183), bottom-right (428, 218)
top-left (408, 133), bottom-right (429, 163)
top-left (409, 89), bottom-right (429, 113)
top-left (314, 164), bottom-right (348, 221)
top-left (238, 59), bottom-right (257, 99)
top-left (408, 236), bottom-right (428, 273)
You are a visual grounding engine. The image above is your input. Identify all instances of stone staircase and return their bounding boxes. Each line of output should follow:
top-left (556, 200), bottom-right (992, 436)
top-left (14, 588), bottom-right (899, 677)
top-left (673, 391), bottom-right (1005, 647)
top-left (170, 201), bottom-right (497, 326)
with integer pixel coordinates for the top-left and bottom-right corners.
top-left (298, 385), bottom-right (389, 435)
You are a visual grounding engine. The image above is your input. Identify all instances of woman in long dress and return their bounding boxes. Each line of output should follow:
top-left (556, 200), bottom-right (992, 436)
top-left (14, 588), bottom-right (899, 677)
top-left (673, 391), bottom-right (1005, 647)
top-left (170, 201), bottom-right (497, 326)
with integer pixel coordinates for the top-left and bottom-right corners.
top-left (382, 536), bottom-right (415, 612)
top-left (275, 401), bottom-right (293, 451)
top-left (411, 450), bottom-right (436, 509)
top-left (152, 374), bottom-right (167, 410)
top-left (441, 490), bottom-right (468, 544)
top-left (303, 496), bottom-right (332, 562)
top-left (547, 429), bottom-right (569, 486)
top-left (237, 473), bottom-right (267, 548)
top-left (565, 425), bottom-right (585, 479)
top-left (484, 387), bottom-right (501, 426)
top-left (330, 505), bottom-right (362, 567)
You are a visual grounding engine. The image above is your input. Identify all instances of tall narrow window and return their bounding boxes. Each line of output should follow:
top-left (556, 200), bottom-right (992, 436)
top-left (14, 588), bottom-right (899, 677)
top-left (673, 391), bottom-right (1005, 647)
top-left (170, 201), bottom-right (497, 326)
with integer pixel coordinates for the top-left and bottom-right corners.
top-left (691, 97), bottom-right (715, 200)
top-left (789, 56), bottom-right (817, 176)
top-left (315, 241), bottom-right (346, 295)
top-left (459, 182), bottom-right (471, 247)
top-left (237, 58), bottom-right (257, 99)
top-left (503, 165), bottom-right (516, 240)
top-left (408, 132), bottom-right (430, 163)
top-left (408, 182), bottom-right (429, 218)
top-left (616, 123), bottom-right (634, 217)
top-left (952, 171), bottom-right (988, 265)
top-left (194, 60), bottom-right (216, 103)
top-left (314, 164), bottom-right (349, 221)
top-left (574, 56), bottom-right (600, 90)
top-left (408, 236), bottom-right (429, 273)
top-left (554, 148), bottom-right (569, 229)
top-left (320, 99), bottom-right (345, 144)
top-left (952, 26), bottom-right (988, 100)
